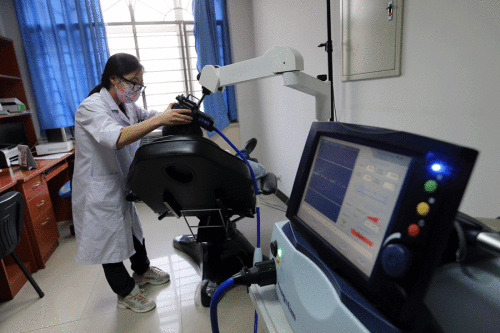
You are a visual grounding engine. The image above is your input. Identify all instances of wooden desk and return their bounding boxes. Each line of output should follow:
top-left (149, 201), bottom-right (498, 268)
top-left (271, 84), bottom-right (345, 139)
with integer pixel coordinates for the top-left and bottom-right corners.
top-left (0, 168), bottom-right (17, 193)
top-left (0, 152), bottom-right (73, 300)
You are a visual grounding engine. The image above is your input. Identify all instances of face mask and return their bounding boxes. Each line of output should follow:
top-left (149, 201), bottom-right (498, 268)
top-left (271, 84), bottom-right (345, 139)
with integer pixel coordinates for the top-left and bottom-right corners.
top-left (115, 81), bottom-right (141, 103)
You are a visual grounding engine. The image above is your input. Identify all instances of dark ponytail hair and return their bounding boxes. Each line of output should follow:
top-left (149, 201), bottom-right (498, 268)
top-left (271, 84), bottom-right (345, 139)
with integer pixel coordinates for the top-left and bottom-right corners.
top-left (88, 53), bottom-right (144, 97)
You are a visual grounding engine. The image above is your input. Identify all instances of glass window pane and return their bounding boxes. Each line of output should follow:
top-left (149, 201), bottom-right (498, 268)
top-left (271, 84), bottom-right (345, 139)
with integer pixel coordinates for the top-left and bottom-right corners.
top-left (133, 1), bottom-right (170, 22)
top-left (146, 82), bottom-right (178, 95)
top-left (108, 38), bottom-right (136, 51)
top-left (136, 23), bottom-right (178, 33)
top-left (137, 35), bottom-right (175, 49)
top-left (190, 59), bottom-right (198, 71)
top-left (100, 0), bottom-right (131, 23)
top-left (144, 70), bottom-right (185, 84)
top-left (147, 92), bottom-right (184, 106)
top-left (139, 47), bottom-right (183, 60)
top-left (101, 0), bottom-right (198, 111)
top-left (106, 25), bottom-right (136, 54)
top-left (151, 82), bottom-right (185, 93)
top-left (141, 58), bottom-right (184, 71)
top-left (190, 81), bottom-right (202, 92)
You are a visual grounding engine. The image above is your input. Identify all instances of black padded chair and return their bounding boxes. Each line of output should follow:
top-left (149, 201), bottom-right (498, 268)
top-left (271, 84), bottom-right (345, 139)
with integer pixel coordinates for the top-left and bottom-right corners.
top-left (127, 134), bottom-right (261, 306)
top-left (0, 191), bottom-right (44, 298)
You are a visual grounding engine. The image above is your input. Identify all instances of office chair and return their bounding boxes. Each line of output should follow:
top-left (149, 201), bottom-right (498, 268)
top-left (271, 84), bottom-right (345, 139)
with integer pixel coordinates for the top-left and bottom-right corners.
top-left (0, 191), bottom-right (44, 298)
top-left (127, 134), bottom-right (275, 306)
top-left (58, 181), bottom-right (74, 235)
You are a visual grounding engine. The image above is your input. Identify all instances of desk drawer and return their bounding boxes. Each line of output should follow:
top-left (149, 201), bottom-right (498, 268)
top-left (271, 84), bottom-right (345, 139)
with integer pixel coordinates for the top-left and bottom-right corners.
top-left (21, 174), bottom-right (48, 199)
top-left (32, 208), bottom-right (59, 264)
top-left (27, 190), bottom-right (52, 218)
top-left (33, 208), bottom-right (57, 233)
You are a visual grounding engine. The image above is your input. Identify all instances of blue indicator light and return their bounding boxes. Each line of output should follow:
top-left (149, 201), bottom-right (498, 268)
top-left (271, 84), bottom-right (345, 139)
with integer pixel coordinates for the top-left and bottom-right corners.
top-left (425, 154), bottom-right (451, 176)
top-left (431, 163), bottom-right (442, 172)
top-left (429, 161), bottom-right (449, 175)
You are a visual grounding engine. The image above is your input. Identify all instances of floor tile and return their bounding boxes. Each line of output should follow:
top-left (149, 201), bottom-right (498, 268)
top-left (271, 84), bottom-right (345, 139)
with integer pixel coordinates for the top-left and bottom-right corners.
top-left (0, 196), bottom-right (288, 333)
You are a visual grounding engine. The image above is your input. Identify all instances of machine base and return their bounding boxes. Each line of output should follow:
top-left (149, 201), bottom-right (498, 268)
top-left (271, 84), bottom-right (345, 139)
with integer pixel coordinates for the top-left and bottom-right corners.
top-left (173, 229), bottom-right (255, 307)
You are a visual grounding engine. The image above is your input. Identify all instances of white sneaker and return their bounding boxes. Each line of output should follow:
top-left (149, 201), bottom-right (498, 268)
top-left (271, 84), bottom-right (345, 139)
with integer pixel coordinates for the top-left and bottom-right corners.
top-left (117, 285), bottom-right (156, 313)
top-left (133, 266), bottom-right (170, 286)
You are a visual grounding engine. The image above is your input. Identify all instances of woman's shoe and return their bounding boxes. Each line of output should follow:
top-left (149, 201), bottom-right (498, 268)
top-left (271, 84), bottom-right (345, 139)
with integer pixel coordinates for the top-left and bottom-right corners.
top-left (117, 285), bottom-right (156, 313)
top-left (133, 266), bottom-right (170, 286)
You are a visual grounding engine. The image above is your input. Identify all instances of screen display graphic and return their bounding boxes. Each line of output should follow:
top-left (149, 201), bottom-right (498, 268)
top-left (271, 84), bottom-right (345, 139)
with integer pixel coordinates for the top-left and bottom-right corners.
top-left (298, 137), bottom-right (412, 277)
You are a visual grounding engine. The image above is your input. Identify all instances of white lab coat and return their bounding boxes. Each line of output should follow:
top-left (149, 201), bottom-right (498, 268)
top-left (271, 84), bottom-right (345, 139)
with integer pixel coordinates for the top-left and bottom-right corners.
top-left (72, 87), bottom-right (160, 265)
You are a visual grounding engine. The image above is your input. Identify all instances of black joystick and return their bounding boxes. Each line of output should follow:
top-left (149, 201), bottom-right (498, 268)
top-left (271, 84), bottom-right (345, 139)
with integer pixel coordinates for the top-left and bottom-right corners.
top-left (172, 94), bottom-right (215, 132)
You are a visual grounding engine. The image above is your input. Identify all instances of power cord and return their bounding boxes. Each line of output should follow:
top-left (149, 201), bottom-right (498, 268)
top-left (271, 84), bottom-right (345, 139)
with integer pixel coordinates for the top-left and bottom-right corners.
top-left (232, 259), bottom-right (277, 287)
top-left (210, 259), bottom-right (277, 333)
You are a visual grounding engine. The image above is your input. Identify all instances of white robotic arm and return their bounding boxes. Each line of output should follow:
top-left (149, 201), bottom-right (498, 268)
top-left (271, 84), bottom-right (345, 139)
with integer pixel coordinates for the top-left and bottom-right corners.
top-left (198, 46), bottom-right (331, 121)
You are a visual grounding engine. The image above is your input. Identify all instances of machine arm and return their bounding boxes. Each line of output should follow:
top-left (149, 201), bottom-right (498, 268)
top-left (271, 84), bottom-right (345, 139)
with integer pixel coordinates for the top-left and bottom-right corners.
top-left (199, 46), bottom-right (304, 93)
top-left (198, 46), bottom-right (331, 121)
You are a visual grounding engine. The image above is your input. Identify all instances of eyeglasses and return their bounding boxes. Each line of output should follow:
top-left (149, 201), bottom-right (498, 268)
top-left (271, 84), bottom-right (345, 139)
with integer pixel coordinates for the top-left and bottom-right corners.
top-left (120, 76), bottom-right (146, 92)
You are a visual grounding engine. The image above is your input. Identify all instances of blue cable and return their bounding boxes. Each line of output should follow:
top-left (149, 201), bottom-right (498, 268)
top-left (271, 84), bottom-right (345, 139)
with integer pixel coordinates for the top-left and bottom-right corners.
top-left (210, 277), bottom-right (235, 333)
top-left (211, 128), bottom-right (262, 332)
top-left (254, 310), bottom-right (259, 333)
top-left (214, 128), bottom-right (261, 248)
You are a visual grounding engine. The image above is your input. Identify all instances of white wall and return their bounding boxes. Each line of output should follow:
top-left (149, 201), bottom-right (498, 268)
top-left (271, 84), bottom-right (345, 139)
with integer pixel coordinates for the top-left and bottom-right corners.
top-left (226, 2), bottom-right (258, 150)
top-left (228, 0), bottom-right (328, 192)
top-left (228, 0), bottom-right (500, 218)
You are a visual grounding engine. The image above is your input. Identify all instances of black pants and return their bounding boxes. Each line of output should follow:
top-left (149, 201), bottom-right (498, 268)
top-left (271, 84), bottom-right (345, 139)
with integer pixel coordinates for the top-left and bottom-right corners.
top-left (102, 236), bottom-right (150, 297)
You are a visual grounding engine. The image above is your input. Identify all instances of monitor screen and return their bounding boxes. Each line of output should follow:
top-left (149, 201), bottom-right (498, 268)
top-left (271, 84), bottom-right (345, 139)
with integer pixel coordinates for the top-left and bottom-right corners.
top-left (297, 136), bottom-right (412, 278)
top-left (0, 122), bottom-right (28, 146)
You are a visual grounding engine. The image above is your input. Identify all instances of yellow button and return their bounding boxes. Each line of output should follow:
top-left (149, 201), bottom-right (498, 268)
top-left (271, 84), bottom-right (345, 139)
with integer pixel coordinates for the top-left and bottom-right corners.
top-left (417, 202), bottom-right (430, 216)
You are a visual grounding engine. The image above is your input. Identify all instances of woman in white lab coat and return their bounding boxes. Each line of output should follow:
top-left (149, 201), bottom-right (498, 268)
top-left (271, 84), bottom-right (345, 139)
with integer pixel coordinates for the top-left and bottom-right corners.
top-left (72, 53), bottom-right (192, 313)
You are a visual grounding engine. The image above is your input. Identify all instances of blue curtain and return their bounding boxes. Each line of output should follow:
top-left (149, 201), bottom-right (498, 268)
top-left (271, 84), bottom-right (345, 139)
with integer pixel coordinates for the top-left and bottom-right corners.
top-left (193, 0), bottom-right (237, 134)
top-left (14, 0), bottom-right (109, 130)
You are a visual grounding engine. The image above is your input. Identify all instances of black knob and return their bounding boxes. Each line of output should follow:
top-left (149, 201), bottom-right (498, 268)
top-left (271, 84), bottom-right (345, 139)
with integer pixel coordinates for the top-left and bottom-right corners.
top-left (317, 74), bottom-right (328, 81)
top-left (270, 240), bottom-right (278, 257)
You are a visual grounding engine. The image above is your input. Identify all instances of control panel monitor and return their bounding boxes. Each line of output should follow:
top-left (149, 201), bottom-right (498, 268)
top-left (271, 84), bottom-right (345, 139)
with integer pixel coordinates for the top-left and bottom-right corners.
top-left (287, 122), bottom-right (478, 326)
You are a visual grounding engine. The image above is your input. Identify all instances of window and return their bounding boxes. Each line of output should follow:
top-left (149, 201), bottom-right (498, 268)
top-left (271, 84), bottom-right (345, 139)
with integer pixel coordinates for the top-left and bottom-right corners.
top-left (100, 0), bottom-right (201, 111)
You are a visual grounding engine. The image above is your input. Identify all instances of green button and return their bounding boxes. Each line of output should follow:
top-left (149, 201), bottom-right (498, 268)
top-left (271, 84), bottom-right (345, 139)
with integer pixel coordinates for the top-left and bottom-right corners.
top-left (424, 180), bottom-right (438, 193)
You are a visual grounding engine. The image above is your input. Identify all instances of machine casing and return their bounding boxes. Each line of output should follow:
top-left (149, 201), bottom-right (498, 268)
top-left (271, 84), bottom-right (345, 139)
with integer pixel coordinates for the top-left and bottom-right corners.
top-left (281, 122), bottom-right (478, 329)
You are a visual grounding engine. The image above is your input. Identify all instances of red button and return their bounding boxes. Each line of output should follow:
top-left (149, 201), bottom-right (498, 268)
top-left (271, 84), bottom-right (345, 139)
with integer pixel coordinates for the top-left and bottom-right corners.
top-left (408, 224), bottom-right (420, 237)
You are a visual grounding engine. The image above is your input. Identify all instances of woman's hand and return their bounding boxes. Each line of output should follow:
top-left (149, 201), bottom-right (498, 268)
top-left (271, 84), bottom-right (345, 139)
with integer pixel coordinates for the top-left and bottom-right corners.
top-left (116, 103), bottom-right (193, 148)
top-left (158, 103), bottom-right (193, 126)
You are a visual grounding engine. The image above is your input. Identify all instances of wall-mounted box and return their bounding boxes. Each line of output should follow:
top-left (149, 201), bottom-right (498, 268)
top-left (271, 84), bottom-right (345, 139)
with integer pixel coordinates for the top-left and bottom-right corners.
top-left (341, 0), bottom-right (404, 81)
